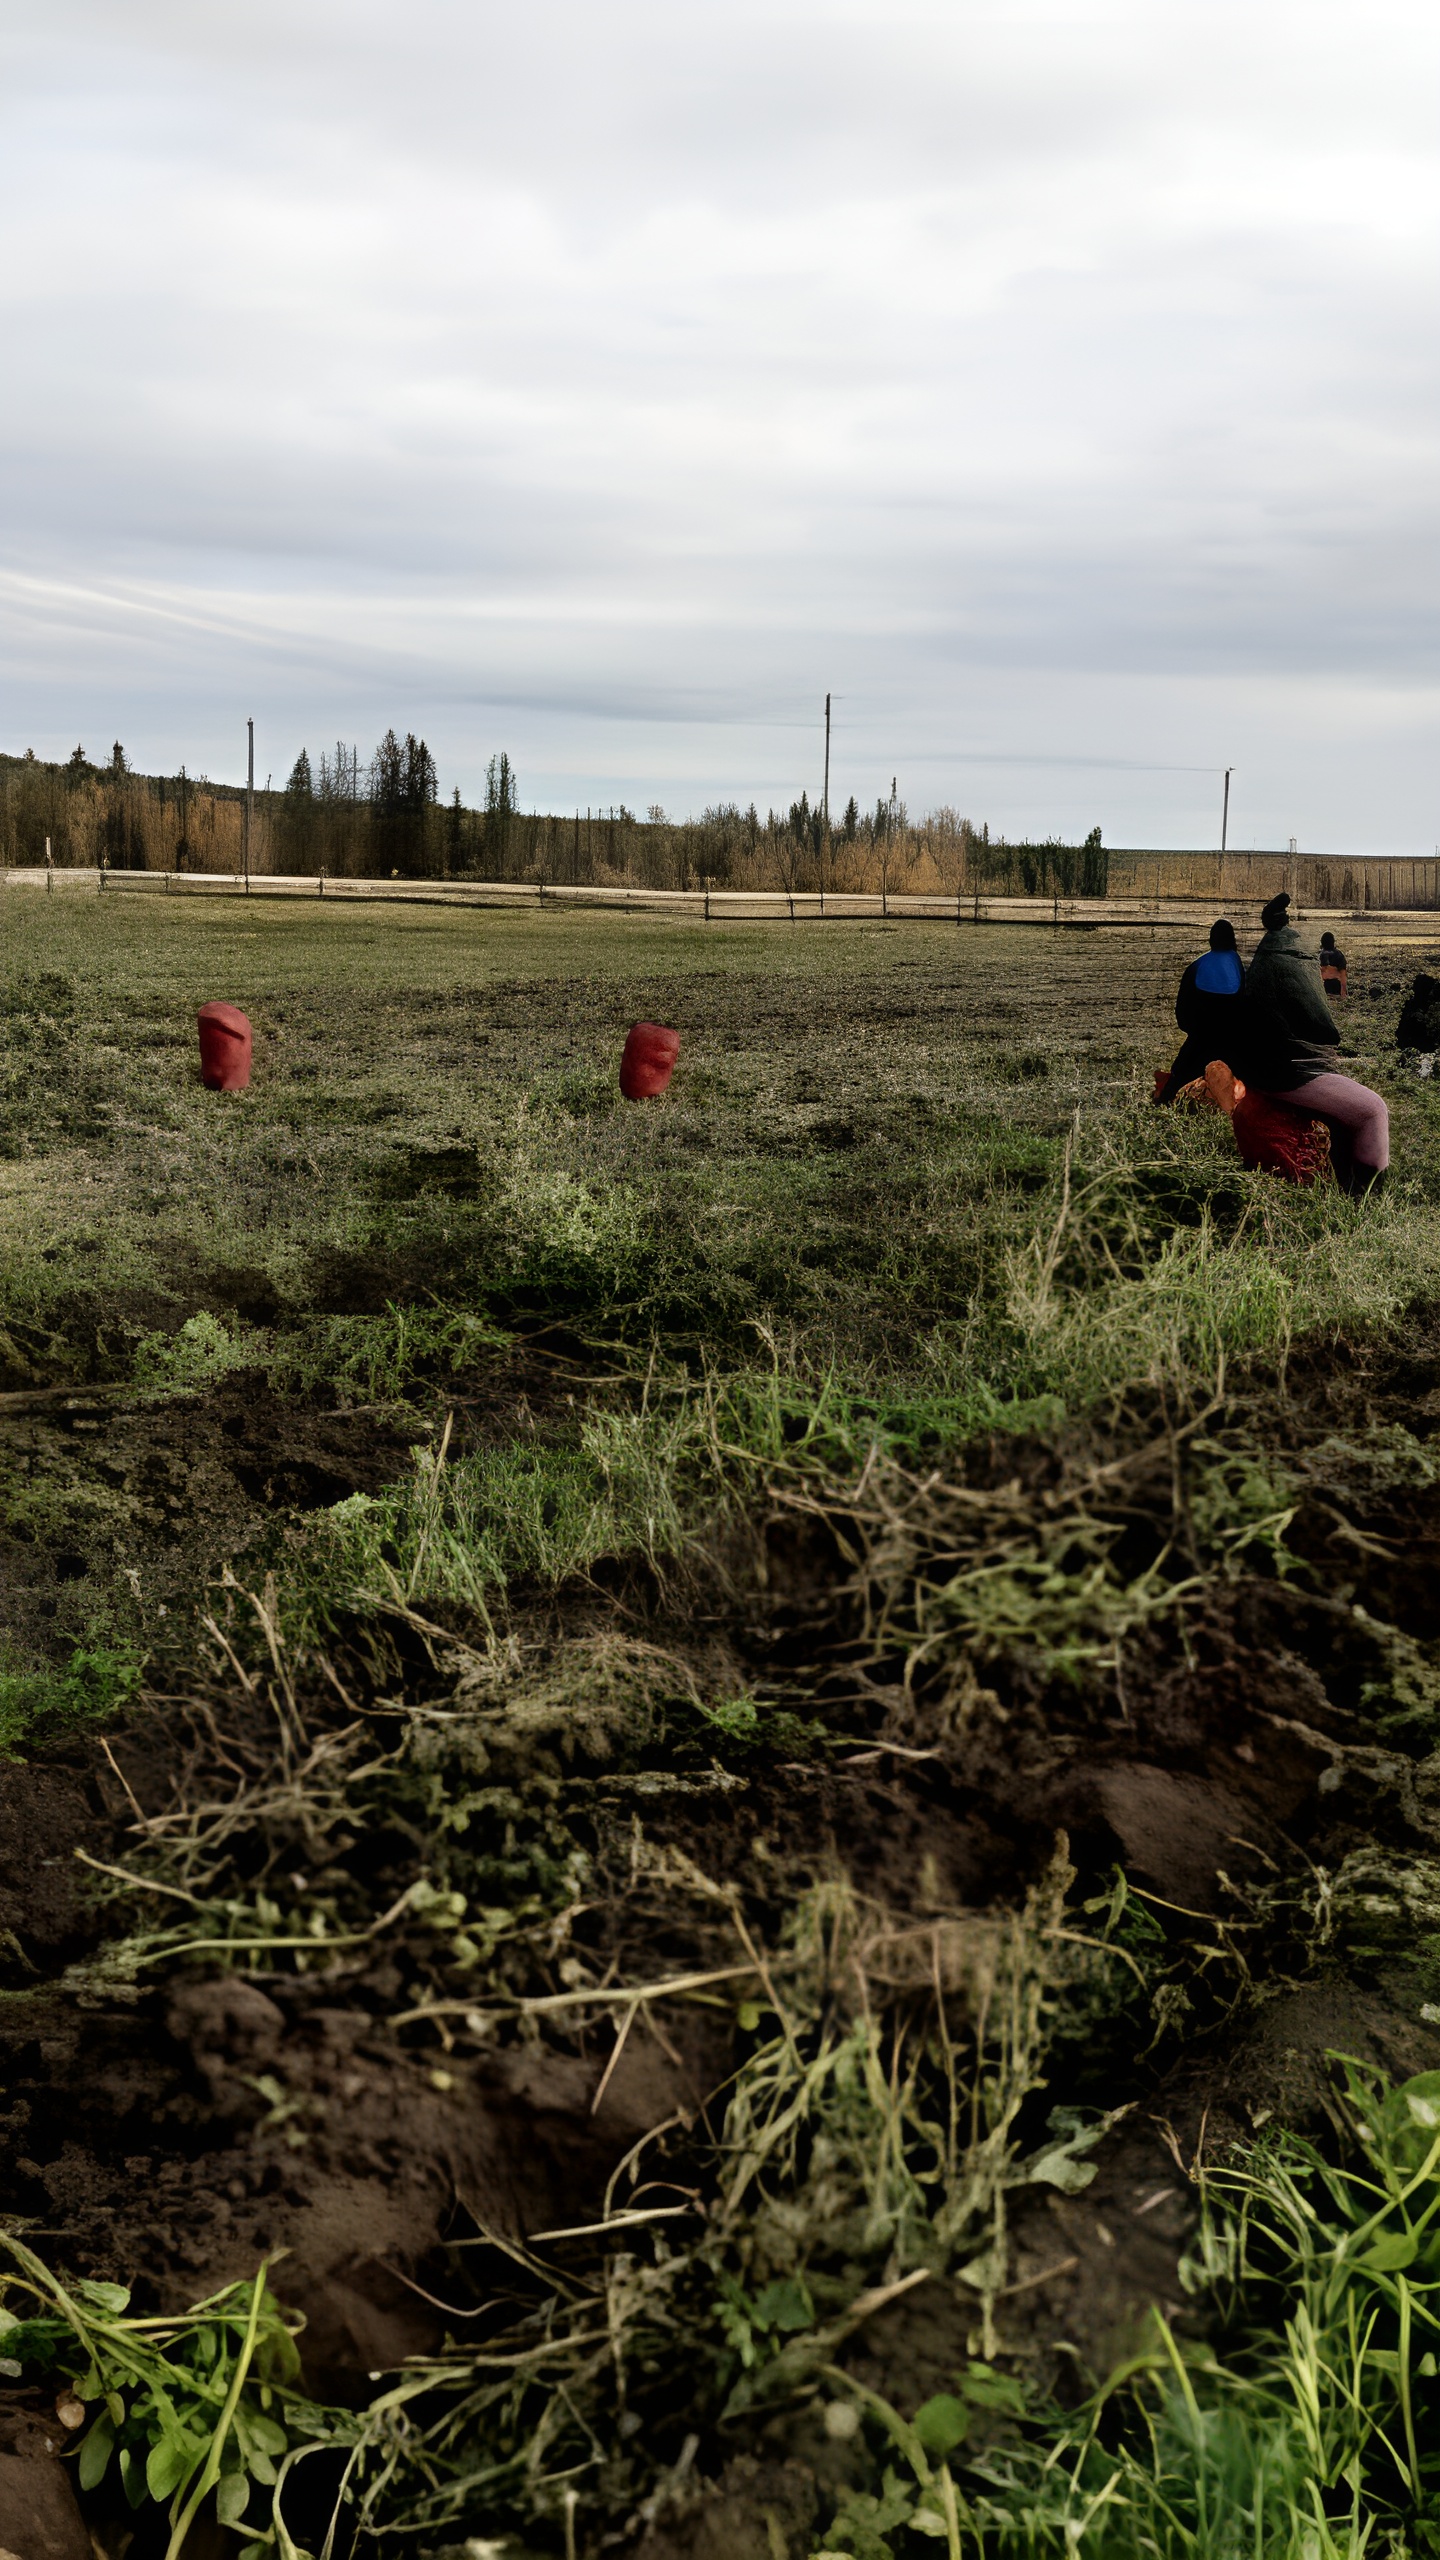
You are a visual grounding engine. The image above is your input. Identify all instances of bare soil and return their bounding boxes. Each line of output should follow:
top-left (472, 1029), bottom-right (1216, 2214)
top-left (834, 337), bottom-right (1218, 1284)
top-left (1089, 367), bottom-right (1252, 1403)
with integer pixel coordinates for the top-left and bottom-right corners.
top-left (4, 1343), bottom-right (1440, 2518)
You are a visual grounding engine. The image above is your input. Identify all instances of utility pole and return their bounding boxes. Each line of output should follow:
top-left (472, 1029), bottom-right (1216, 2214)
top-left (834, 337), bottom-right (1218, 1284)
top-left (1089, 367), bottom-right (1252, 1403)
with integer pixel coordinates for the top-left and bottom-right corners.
top-left (1220, 767), bottom-right (1232, 856)
top-left (244, 717), bottom-right (254, 891)
top-left (820, 694), bottom-right (833, 911)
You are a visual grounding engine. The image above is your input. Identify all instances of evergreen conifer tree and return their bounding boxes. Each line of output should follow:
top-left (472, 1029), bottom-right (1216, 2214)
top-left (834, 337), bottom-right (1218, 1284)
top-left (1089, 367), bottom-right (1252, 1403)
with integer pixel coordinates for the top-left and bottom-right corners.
top-left (485, 752), bottom-right (517, 817)
top-left (484, 754), bottom-right (517, 873)
top-left (278, 751), bottom-right (316, 868)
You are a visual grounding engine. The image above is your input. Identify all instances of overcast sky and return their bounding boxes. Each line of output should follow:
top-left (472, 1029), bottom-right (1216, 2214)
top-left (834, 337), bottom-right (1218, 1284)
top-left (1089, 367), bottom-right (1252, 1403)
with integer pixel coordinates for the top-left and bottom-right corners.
top-left (1, 0), bottom-right (1437, 848)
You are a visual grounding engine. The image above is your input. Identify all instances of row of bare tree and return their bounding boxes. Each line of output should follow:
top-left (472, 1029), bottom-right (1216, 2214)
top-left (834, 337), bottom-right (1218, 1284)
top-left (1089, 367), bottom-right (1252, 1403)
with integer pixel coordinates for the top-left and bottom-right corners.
top-left (0, 741), bottom-right (1118, 896)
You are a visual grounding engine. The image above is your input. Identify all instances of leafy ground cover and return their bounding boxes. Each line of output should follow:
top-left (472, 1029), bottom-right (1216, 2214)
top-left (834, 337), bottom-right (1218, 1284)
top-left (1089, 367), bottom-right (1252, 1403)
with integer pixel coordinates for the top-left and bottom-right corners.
top-left (5, 895), bottom-right (1440, 2556)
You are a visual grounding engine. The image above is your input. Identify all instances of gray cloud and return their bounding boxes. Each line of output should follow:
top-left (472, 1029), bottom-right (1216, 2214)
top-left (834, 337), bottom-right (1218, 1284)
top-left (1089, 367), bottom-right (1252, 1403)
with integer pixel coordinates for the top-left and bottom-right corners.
top-left (1, 0), bottom-right (1437, 846)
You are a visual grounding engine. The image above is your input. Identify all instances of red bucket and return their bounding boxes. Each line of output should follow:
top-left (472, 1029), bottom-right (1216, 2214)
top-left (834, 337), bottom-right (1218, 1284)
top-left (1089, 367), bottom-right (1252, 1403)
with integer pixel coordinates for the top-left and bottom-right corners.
top-left (197, 1001), bottom-right (253, 1092)
top-left (619, 1021), bottom-right (680, 1100)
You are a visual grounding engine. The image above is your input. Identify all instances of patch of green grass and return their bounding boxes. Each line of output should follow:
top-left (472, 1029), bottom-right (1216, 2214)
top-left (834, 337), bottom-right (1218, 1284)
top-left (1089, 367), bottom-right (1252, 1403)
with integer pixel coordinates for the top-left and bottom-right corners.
top-left (808, 2054), bottom-right (1440, 2557)
top-left (0, 1639), bottom-right (145, 1753)
top-left (263, 1303), bottom-right (512, 1403)
top-left (4, 898), bottom-right (1436, 1687)
top-left (132, 1310), bottom-right (257, 1394)
top-left (8, 897), bottom-right (1440, 2560)
top-left (285, 1399), bottom-right (697, 1637)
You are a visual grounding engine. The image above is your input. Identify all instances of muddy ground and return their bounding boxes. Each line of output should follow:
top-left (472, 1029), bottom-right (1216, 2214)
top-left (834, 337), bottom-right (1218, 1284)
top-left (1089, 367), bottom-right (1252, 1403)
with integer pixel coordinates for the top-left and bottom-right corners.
top-left (5, 1324), bottom-right (1440, 2551)
top-left (5, 906), bottom-right (1440, 2552)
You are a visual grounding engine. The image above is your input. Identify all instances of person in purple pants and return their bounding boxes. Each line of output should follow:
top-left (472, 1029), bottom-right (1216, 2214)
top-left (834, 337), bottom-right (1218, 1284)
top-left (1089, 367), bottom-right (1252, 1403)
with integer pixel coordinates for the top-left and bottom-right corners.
top-left (1240, 893), bottom-right (1388, 1196)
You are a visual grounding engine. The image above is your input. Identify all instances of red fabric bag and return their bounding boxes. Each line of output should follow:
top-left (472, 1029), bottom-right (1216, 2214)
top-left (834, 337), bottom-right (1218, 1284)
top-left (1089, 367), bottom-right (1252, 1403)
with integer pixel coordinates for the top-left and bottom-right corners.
top-left (1231, 1090), bottom-right (1331, 1185)
top-left (1189, 1062), bottom-right (1331, 1185)
top-left (619, 1022), bottom-right (680, 1099)
top-left (197, 1001), bottom-right (253, 1091)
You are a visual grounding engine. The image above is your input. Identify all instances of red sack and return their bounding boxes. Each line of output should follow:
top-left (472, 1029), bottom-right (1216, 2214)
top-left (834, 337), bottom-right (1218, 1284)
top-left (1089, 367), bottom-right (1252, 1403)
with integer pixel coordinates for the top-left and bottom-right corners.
top-left (619, 1021), bottom-right (680, 1100)
top-left (1231, 1090), bottom-right (1330, 1185)
top-left (197, 1001), bottom-right (253, 1091)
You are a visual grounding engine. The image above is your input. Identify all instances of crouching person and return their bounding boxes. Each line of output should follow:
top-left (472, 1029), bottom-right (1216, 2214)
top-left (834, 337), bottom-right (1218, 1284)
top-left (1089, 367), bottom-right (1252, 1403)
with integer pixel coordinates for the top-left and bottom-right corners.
top-left (1241, 893), bottom-right (1388, 1196)
top-left (1154, 920), bottom-right (1245, 1104)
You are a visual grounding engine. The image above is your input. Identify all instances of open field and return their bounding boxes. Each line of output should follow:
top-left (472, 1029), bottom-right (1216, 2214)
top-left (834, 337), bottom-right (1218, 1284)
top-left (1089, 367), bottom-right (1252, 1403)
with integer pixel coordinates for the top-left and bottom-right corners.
top-left (5, 899), bottom-right (1440, 2557)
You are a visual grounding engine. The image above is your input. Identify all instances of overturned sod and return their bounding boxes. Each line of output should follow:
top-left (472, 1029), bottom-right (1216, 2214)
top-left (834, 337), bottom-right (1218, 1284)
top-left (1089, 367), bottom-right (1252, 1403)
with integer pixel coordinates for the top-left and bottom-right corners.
top-left (4, 897), bottom-right (1440, 2555)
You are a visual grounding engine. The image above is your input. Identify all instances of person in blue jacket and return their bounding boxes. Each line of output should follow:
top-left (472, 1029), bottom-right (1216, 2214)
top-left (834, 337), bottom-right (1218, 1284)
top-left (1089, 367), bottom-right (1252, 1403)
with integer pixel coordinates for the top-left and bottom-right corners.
top-left (1154, 920), bottom-right (1245, 1103)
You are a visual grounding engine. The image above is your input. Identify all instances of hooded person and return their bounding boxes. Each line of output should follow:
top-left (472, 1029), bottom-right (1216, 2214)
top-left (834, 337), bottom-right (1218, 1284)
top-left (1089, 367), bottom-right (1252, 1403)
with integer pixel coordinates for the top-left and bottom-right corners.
top-left (1239, 892), bottom-right (1388, 1194)
top-left (1153, 919), bottom-right (1246, 1104)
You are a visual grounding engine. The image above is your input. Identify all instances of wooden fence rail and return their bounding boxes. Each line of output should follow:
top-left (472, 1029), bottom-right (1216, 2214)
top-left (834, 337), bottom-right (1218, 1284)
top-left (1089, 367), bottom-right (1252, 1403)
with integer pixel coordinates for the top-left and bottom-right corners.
top-left (5, 865), bottom-right (1440, 929)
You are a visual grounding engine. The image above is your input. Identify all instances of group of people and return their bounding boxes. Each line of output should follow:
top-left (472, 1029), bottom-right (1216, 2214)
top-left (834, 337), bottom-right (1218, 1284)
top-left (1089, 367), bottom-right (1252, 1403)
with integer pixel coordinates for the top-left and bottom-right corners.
top-left (1155, 891), bottom-right (1388, 1196)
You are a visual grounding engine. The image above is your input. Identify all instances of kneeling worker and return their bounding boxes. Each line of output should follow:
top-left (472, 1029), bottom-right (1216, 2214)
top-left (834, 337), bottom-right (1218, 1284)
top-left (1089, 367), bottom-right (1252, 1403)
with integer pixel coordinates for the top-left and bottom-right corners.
top-left (1154, 919), bottom-right (1244, 1104)
top-left (1241, 893), bottom-right (1387, 1196)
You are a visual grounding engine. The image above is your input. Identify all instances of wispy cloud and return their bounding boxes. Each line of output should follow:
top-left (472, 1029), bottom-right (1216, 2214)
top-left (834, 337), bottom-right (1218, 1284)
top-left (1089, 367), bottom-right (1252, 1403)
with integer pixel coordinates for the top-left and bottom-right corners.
top-left (1, 0), bottom-right (1436, 845)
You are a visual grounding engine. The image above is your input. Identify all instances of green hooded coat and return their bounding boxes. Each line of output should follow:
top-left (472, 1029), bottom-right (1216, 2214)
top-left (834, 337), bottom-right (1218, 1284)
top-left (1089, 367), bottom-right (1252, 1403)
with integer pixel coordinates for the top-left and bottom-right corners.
top-left (1240, 926), bottom-right (1340, 1090)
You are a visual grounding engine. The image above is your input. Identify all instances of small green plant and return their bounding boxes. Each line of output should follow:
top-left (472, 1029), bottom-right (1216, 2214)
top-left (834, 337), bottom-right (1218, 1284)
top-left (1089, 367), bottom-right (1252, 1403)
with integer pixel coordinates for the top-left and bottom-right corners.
top-left (265, 1303), bottom-right (512, 1405)
top-left (818, 2366), bottom-right (1027, 2556)
top-left (0, 1639), bottom-right (144, 1752)
top-left (0, 2236), bottom-right (355, 2559)
top-left (132, 1310), bottom-right (258, 1394)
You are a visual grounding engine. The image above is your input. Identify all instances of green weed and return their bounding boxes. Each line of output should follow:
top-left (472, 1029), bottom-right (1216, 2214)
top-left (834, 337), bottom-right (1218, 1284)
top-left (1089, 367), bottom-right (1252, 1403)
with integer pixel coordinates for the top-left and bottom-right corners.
top-left (264, 1303), bottom-right (511, 1404)
top-left (287, 1401), bottom-right (695, 1639)
top-left (811, 2056), bottom-right (1440, 2556)
top-left (0, 1639), bottom-right (144, 1753)
top-left (0, 2235), bottom-right (354, 2560)
top-left (132, 1310), bottom-right (257, 1393)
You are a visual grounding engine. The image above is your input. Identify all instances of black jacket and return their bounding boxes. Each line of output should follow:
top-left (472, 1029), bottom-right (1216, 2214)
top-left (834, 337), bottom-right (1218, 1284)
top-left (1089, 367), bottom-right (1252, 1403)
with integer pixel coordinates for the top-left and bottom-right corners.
top-left (1153, 957), bottom-right (1247, 1103)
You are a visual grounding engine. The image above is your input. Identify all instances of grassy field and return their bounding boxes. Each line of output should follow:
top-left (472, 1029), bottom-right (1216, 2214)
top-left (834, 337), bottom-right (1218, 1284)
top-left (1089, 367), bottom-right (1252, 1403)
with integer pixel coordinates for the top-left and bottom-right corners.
top-left (4, 896), bottom-right (1440, 2559)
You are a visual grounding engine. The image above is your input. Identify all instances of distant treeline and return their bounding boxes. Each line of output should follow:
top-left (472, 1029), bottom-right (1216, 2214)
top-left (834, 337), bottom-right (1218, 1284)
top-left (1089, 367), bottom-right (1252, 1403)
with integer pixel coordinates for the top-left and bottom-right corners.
top-left (0, 735), bottom-right (1111, 898)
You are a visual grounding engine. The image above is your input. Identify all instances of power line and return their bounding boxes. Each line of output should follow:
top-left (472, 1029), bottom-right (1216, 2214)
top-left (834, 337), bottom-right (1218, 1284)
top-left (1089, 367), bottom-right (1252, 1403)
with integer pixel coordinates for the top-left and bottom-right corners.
top-left (896, 751), bottom-right (1229, 775)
